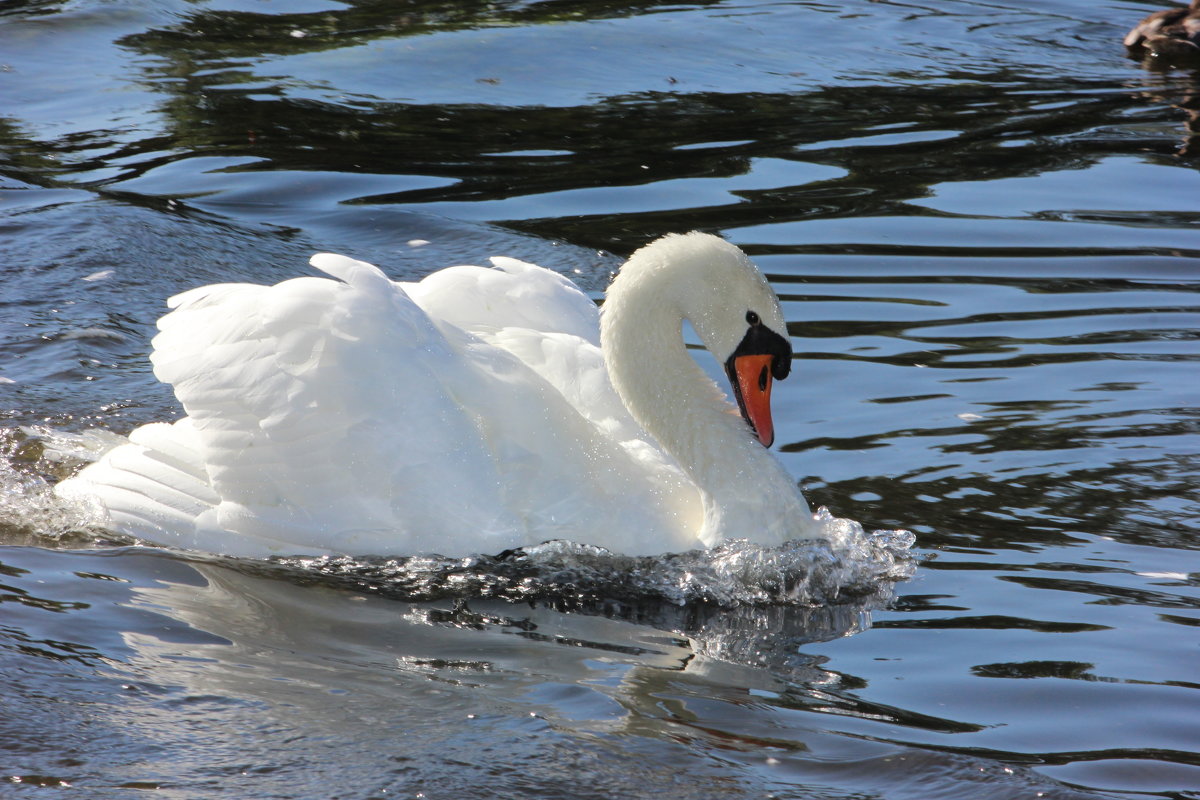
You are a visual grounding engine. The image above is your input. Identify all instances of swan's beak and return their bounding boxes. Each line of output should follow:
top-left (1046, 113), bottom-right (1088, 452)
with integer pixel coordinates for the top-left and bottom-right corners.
top-left (724, 321), bottom-right (791, 447)
top-left (729, 353), bottom-right (776, 448)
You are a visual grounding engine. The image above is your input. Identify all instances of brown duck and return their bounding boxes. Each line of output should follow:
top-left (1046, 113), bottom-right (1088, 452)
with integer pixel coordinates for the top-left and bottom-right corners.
top-left (1125, 0), bottom-right (1200, 62)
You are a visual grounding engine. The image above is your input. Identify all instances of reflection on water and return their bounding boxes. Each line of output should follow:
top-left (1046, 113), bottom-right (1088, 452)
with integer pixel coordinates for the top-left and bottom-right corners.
top-left (0, 546), bottom-right (1109, 799)
top-left (3, 0), bottom-right (1200, 797)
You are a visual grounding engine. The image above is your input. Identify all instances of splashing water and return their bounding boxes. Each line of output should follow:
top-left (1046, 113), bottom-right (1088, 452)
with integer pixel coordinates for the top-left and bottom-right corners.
top-left (277, 511), bottom-right (915, 609)
top-left (0, 427), bottom-right (125, 548)
top-left (265, 518), bottom-right (916, 668)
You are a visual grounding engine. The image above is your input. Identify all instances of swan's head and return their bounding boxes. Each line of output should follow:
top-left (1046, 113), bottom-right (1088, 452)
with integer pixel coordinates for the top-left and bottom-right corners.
top-left (615, 232), bottom-right (793, 448)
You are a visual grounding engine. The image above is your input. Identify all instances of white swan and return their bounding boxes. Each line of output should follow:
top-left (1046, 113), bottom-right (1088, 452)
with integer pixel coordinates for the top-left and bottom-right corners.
top-left (57, 232), bottom-right (819, 558)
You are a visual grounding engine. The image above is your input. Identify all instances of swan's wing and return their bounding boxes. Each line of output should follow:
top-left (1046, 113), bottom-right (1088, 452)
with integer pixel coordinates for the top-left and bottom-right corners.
top-left (63, 256), bottom-right (513, 555)
top-left (61, 253), bottom-right (701, 557)
top-left (404, 256), bottom-right (664, 450)
top-left (480, 327), bottom-right (654, 447)
top-left (146, 254), bottom-right (546, 556)
top-left (404, 256), bottom-right (601, 344)
top-left (406, 257), bottom-right (699, 525)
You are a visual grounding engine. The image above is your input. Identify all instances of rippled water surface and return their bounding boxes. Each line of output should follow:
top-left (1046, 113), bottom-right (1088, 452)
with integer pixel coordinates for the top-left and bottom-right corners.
top-left (3, 0), bottom-right (1199, 797)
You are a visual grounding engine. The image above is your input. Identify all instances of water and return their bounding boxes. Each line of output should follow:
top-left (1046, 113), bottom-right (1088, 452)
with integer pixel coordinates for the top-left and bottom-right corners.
top-left (2, 0), bottom-right (1199, 797)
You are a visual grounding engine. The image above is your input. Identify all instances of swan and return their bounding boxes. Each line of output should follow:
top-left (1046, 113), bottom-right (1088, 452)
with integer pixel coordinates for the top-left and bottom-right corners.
top-left (56, 232), bottom-right (819, 558)
top-left (1125, 0), bottom-right (1200, 61)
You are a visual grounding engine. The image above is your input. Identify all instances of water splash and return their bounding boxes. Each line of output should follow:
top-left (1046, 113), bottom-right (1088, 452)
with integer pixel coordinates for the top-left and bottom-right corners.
top-left (265, 519), bottom-right (915, 667)
top-left (276, 510), bottom-right (915, 609)
top-left (0, 426), bottom-right (122, 548)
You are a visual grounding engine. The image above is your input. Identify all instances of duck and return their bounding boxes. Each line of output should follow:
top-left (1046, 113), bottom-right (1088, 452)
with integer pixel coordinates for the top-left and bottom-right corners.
top-left (1124, 0), bottom-right (1200, 62)
top-left (55, 232), bottom-right (820, 558)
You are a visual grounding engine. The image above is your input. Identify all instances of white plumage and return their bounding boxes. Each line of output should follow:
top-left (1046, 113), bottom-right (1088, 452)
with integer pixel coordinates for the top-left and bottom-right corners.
top-left (57, 232), bottom-right (818, 557)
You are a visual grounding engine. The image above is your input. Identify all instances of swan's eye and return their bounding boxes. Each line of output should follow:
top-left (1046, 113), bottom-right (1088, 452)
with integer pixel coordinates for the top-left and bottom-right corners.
top-left (746, 310), bottom-right (760, 326)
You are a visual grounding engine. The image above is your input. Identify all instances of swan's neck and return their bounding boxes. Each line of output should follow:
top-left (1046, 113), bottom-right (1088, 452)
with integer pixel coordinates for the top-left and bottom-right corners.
top-left (601, 267), bottom-right (811, 546)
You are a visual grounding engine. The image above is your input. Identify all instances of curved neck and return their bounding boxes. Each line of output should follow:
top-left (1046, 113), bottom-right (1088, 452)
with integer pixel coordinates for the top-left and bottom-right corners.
top-left (600, 265), bottom-right (811, 546)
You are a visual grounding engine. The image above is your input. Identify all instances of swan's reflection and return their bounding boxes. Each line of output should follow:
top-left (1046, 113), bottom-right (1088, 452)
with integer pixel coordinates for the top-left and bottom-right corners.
top-left (122, 552), bottom-right (900, 733)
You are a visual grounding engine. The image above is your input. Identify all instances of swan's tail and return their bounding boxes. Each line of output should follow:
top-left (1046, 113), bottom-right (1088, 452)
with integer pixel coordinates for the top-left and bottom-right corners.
top-left (56, 419), bottom-right (330, 556)
top-left (55, 419), bottom-right (218, 547)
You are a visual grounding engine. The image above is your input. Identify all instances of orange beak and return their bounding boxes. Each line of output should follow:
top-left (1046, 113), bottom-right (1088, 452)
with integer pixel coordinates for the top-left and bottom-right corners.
top-left (731, 353), bottom-right (775, 447)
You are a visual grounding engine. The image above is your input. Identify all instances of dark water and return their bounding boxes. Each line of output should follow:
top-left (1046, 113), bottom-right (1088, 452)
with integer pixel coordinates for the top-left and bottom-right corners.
top-left (3, 0), bottom-right (1200, 797)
